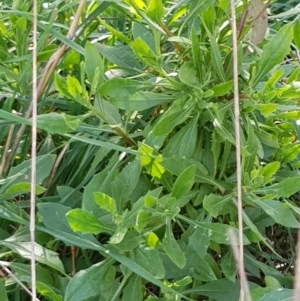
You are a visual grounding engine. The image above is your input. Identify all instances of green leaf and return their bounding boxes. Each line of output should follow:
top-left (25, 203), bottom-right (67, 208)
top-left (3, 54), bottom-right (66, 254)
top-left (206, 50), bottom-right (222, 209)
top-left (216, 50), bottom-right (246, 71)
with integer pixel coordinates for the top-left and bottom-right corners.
top-left (132, 22), bottom-right (155, 52)
top-left (66, 75), bottom-right (82, 100)
top-left (1, 241), bottom-right (64, 273)
top-left (205, 29), bottom-right (226, 81)
top-left (0, 182), bottom-right (45, 201)
top-left (261, 161), bottom-right (280, 182)
top-left (130, 246), bottom-right (166, 279)
top-left (294, 19), bottom-right (300, 50)
top-left (100, 78), bottom-right (140, 99)
top-left (172, 165), bottom-right (195, 199)
top-left (96, 44), bottom-right (141, 70)
top-left (255, 200), bottom-right (299, 228)
top-left (147, 0), bottom-right (164, 24)
top-left (138, 143), bottom-right (165, 179)
top-left (111, 160), bottom-right (141, 210)
top-left (94, 192), bottom-right (118, 215)
top-left (37, 113), bottom-right (81, 135)
top-left (153, 102), bottom-right (195, 136)
top-left (184, 278), bottom-right (240, 301)
top-left (203, 194), bottom-right (231, 217)
top-left (212, 80), bottom-right (233, 97)
top-left (110, 91), bottom-right (174, 111)
top-left (64, 259), bottom-right (115, 301)
top-left (252, 24), bottom-right (293, 87)
top-left (132, 37), bottom-right (157, 67)
top-left (188, 227), bottom-right (210, 258)
top-left (163, 221), bottom-right (186, 269)
top-left (164, 116), bottom-right (198, 159)
top-left (0, 280), bottom-right (8, 301)
top-left (258, 289), bottom-right (293, 301)
top-left (220, 250), bottom-right (236, 282)
top-left (179, 62), bottom-right (199, 87)
top-left (66, 209), bottom-right (113, 234)
top-left (121, 274), bottom-right (143, 301)
top-left (253, 178), bottom-right (300, 197)
top-left (136, 210), bottom-right (152, 232)
top-left (36, 283), bottom-right (62, 301)
top-left (0, 154), bottom-right (56, 193)
top-left (179, 215), bottom-right (250, 245)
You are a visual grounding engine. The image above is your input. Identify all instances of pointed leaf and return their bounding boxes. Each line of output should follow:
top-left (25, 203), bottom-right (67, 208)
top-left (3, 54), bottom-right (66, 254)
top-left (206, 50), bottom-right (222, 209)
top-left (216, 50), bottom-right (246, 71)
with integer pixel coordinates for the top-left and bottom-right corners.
top-left (172, 165), bottom-right (196, 199)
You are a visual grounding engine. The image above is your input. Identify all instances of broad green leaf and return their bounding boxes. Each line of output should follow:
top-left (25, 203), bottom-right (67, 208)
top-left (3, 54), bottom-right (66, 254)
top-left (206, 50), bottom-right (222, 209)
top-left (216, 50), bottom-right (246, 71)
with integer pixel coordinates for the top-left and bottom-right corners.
top-left (261, 161), bottom-right (280, 182)
top-left (37, 113), bottom-right (81, 135)
top-left (146, 232), bottom-right (160, 248)
top-left (179, 62), bottom-right (199, 87)
top-left (111, 160), bottom-right (141, 210)
top-left (179, 215), bottom-right (250, 245)
top-left (82, 157), bottom-right (119, 216)
top-left (66, 75), bottom-right (82, 100)
top-left (153, 103), bottom-right (195, 136)
top-left (38, 203), bottom-right (99, 247)
top-left (212, 80), bottom-right (233, 97)
top-left (252, 24), bottom-right (293, 87)
top-left (172, 165), bottom-right (195, 199)
top-left (0, 182), bottom-right (45, 201)
top-left (136, 210), bottom-right (152, 232)
top-left (258, 289), bottom-right (293, 301)
top-left (121, 274), bottom-right (143, 301)
top-left (203, 194), bottom-right (232, 217)
top-left (132, 37), bottom-right (157, 67)
top-left (36, 283), bottom-right (62, 301)
top-left (184, 279), bottom-right (240, 301)
top-left (55, 73), bottom-right (71, 99)
top-left (138, 143), bottom-right (165, 179)
top-left (163, 221), bottom-right (186, 269)
top-left (130, 246), bottom-right (166, 279)
top-left (147, 0), bottom-right (164, 24)
top-left (294, 19), bottom-right (300, 50)
top-left (64, 259), bottom-right (115, 301)
top-left (220, 250), bottom-right (236, 282)
top-left (94, 192), bottom-right (118, 215)
top-left (109, 227), bottom-right (128, 244)
top-left (0, 203), bottom-right (29, 225)
top-left (96, 44), bottom-right (141, 70)
top-left (111, 231), bottom-right (142, 251)
top-left (255, 200), bottom-right (299, 228)
top-left (163, 116), bottom-right (199, 159)
top-left (257, 104), bottom-right (277, 117)
top-left (253, 178), bottom-right (300, 197)
top-left (132, 22), bottom-right (155, 52)
top-left (66, 209), bottom-right (113, 234)
top-left (188, 227), bottom-right (210, 258)
top-left (110, 91), bottom-right (174, 111)
top-left (185, 247), bottom-right (217, 281)
top-left (99, 78), bottom-right (140, 99)
top-left (1, 241), bottom-right (64, 273)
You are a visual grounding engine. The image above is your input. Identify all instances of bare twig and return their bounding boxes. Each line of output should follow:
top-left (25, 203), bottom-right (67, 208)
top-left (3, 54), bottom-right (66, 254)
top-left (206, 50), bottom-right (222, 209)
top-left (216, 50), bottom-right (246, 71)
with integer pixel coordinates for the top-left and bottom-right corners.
top-left (0, 263), bottom-right (41, 301)
top-left (31, 0), bottom-right (38, 299)
top-left (228, 230), bottom-right (252, 301)
top-left (3, 0), bottom-right (87, 174)
top-left (230, 1), bottom-right (249, 301)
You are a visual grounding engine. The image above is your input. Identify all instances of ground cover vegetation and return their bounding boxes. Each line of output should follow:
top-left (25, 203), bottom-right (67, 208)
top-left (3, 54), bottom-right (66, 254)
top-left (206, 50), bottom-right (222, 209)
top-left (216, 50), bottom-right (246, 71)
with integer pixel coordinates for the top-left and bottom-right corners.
top-left (0, 0), bottom-right (300, 300)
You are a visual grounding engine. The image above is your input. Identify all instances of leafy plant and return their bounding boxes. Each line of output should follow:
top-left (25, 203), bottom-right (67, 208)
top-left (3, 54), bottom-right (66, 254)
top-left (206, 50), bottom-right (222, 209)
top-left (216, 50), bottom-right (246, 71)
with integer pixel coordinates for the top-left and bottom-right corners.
top-left (0, 0), bottom-right (300, 300)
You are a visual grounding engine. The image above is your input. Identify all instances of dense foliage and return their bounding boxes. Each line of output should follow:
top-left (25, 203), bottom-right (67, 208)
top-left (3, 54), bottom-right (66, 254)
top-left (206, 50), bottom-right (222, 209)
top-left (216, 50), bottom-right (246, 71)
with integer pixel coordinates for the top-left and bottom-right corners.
top-left (0, 0), bottom-right (300, 300)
